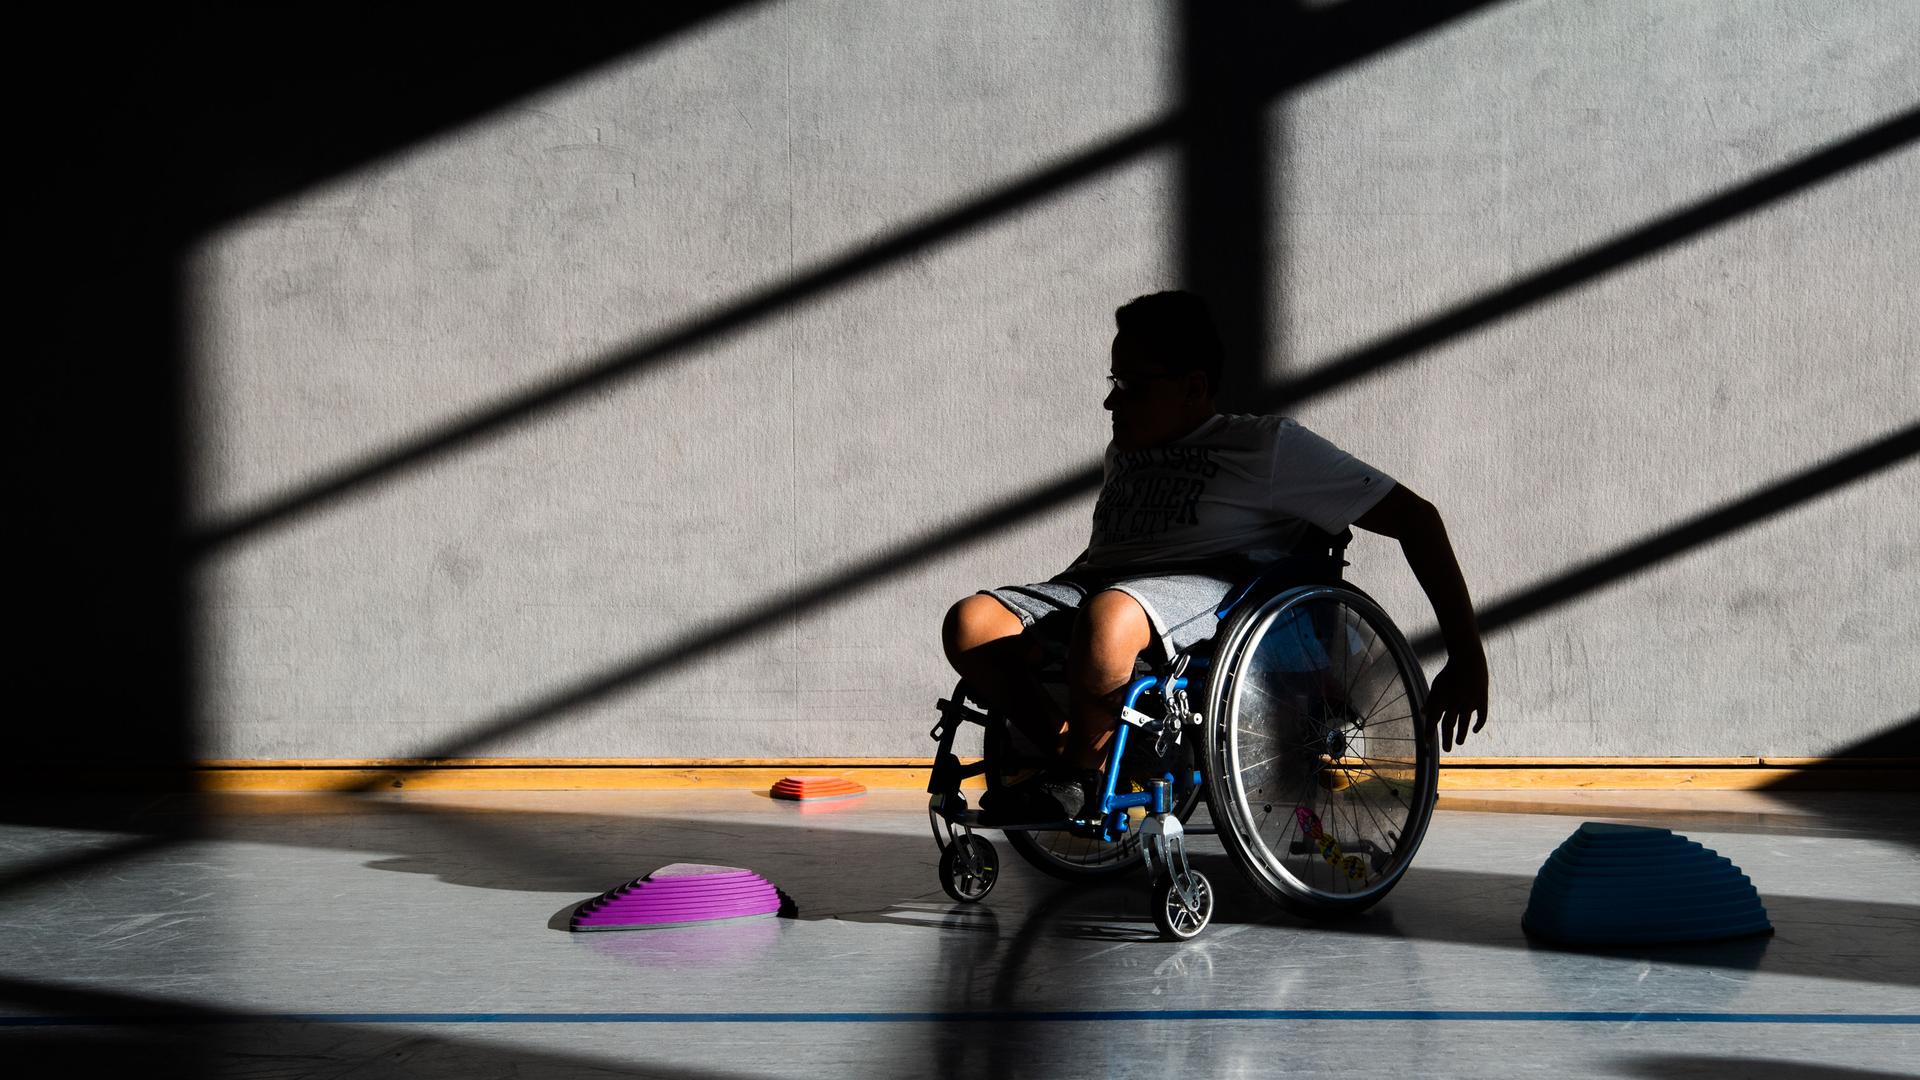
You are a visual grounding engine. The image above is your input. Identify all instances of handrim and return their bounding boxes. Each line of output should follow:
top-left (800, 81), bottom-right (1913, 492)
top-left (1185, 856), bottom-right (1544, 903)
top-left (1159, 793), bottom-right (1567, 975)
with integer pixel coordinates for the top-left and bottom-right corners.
top-left (1204, 584), bottom-right (1436, 914)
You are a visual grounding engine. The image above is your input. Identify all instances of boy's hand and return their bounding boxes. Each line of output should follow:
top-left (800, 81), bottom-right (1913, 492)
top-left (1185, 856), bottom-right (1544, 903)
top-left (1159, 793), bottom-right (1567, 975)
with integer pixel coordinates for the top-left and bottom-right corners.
top-left (1425, 649), bottom-right (1488, 752)
top-left (1350, 483), bottom-right (1489, 752)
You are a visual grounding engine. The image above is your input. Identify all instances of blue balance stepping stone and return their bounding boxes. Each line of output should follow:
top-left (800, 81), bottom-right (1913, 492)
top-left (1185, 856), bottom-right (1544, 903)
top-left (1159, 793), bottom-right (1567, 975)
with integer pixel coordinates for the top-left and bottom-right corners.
top-left (1522, 822), bottom-right (1773, 946)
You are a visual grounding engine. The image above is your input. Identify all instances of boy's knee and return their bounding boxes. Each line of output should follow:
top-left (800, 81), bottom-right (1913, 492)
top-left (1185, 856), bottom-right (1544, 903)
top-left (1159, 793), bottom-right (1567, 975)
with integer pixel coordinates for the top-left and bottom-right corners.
top-left (943, 594), bottom-right (1022, 659)
top-left (1067, 590), bottom-right (1152, 689)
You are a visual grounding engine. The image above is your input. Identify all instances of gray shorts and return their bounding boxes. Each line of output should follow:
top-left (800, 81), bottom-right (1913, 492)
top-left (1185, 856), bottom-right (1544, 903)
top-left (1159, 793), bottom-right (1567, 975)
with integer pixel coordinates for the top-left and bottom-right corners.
top-left (983, 568), bottom-right (1242, 662)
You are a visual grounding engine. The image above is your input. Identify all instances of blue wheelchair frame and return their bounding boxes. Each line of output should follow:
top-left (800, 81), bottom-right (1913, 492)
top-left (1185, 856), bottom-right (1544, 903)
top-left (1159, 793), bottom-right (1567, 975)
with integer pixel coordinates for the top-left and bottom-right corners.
top-left (1096, 674), bottom-right (1200, 827)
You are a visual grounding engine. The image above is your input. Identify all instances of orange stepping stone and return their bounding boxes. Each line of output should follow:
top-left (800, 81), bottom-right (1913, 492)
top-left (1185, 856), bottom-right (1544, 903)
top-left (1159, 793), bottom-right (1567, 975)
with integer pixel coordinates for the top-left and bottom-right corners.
top-left (770, 776), bottom-right (867, 802)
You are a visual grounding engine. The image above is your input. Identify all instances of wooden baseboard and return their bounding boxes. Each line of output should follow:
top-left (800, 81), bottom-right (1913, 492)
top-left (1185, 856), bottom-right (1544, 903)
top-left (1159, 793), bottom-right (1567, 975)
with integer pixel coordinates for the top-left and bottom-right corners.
top-left (1432, 757), bottom-right (1917, 791)
top-left (49, 756), bottom-right (1914, 793)
top-left (196, 760), bottom-right (963, 793)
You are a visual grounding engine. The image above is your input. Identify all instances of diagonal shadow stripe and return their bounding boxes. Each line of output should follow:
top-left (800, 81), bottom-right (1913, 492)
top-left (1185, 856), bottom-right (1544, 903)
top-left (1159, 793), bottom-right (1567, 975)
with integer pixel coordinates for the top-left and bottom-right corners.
top-left (1405, 422), bottom-right (1920, 659)
top-left (181, 115), bottom-right (1174, 558)
top-left (1254, 106), bottom-right (1920, 410)
top-left (181, 0), bottom-right (1507, 559)
top-left (0, 975), bottom-right (768, 1079)
top-left (151, 1), bottom-right (1476, 245)
top-left (345, 465), bottom-right (1101, 764)
top-left (343, 424), bottom-right (1915, 777)
top-left (150, 2), bottom-right (772, 242)
top-left (0, 833), bottom-right (189, 899)
top-left (1765, 712), bottom-right (1920, 773)
top-left (243, 110), bottom-right (1920, 782)
top-left (184, 102), bottom-right (1919, 563)
top-left (1265, 0), bottom-right (1504, 98)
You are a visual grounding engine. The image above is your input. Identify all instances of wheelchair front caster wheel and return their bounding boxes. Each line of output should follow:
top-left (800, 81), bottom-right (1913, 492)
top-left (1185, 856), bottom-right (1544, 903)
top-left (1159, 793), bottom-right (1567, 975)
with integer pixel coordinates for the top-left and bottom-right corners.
top-left (940, 835), bottom-right (999, 903)
top-left (1152, 870), bottom-right (1213, 940)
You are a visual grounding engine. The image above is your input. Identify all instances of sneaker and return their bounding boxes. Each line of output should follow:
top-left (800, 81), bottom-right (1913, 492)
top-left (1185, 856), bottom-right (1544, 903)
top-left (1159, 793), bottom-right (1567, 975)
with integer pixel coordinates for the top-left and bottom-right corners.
top-left (1038, 769), bottom-right (1103, 819)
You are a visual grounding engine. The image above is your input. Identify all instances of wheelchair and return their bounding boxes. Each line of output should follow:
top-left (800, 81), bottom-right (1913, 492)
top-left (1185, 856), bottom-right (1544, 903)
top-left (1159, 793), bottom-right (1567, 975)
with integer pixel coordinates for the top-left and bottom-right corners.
top-left (926, 527), bottom-right (1438, 940)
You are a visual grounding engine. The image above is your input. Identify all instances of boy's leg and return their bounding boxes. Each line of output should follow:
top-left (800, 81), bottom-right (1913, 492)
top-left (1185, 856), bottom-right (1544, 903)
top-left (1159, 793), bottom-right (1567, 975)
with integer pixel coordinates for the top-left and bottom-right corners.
top-left (1063, 589), bottom-right (1155, 772)
top-left (942, 594), bottom-right (1069, 758)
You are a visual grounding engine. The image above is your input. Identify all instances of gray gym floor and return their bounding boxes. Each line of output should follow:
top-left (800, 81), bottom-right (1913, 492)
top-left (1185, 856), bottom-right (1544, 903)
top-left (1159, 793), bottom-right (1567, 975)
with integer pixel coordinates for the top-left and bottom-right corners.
top-left (2, 788), bottom-right (1915, 1077)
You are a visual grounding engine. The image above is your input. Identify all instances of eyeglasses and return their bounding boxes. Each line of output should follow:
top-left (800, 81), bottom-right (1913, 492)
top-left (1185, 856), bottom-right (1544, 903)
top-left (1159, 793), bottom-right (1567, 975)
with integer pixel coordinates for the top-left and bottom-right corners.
top-left (1106, 372), bottom-right (1180, 394)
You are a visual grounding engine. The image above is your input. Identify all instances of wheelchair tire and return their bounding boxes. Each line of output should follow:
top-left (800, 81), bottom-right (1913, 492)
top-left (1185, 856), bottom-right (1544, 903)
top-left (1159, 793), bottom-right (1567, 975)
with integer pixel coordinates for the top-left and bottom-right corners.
top-left (981, 701), bottom-right (1204, 882)
top-left (1202, 584), bottom-right (1437, 919)
top-left (1151, 869), bottom-right (1213, 941)
top-left (939, 834), bottom-right (999, 903)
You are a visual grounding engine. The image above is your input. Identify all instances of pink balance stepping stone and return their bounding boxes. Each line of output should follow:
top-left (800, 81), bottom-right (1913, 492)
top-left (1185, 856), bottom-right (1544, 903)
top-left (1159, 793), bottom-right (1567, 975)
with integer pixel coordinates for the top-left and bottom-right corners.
top-left (570, 864), bottom-right (790, 932)
top-left (770, 776), bottom-right (867, 802)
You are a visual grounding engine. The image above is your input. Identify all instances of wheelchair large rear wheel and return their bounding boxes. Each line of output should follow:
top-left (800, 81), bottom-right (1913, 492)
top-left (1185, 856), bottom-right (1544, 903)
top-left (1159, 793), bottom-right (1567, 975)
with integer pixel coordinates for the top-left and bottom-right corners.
top-left (982, 703), bottom-right (1203, 882)
top-left (1203, 584), bottom-right (1437, 918)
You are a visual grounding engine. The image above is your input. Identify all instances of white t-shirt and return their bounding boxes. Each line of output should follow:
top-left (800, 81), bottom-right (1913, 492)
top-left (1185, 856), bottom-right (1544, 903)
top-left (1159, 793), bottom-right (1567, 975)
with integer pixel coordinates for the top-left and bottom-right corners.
top-left (1074, 413), bottom-right (1396, 571)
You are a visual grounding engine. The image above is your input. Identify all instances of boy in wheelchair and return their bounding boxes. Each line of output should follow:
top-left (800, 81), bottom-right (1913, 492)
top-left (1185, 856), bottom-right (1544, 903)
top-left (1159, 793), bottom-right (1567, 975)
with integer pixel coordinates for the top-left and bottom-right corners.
top-left (942, 291), bottom-right (1489, 827)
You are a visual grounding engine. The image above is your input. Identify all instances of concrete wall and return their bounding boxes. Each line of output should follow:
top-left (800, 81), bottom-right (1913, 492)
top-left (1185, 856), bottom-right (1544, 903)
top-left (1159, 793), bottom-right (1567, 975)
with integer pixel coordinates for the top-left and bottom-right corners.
top-left (182, 1), bottom-right (1917, 760)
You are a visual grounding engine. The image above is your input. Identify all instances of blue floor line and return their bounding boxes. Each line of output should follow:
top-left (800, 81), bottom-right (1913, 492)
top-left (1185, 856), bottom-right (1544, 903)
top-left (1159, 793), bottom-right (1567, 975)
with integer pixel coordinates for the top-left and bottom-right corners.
top-left (3, 1009), bottom-right (1915, 1027)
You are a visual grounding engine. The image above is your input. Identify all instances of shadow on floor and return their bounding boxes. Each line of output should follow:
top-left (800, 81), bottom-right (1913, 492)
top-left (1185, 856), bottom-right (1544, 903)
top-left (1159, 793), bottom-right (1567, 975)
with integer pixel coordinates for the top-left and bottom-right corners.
top-left (70, 791), bottom-right (1917, 994)
top-left (1611, 1055), bottom-right (1915, 1080)
top-left (0, 976), bottom-right (767, 1080)
top-left (7, 788), bottom-right (1915, 1079)
top-left (1437, 790), bottom-right (1919, 851)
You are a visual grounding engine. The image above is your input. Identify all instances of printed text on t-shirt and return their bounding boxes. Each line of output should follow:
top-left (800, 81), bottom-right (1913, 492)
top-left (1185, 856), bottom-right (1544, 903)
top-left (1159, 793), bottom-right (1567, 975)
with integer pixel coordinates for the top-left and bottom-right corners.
top-left (1090, 447), bottom-right (1221, 544)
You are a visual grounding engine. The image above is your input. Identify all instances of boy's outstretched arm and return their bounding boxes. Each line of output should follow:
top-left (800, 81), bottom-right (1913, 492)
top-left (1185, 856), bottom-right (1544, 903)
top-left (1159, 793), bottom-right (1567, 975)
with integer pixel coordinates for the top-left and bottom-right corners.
top-left (1351, 484), bottom-right (1490, 750)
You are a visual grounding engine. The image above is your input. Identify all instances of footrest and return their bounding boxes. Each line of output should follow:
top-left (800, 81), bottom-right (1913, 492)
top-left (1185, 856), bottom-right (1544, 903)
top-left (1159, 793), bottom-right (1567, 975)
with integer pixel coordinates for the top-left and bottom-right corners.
top-left (957, 810), bottom-right (1082, 832)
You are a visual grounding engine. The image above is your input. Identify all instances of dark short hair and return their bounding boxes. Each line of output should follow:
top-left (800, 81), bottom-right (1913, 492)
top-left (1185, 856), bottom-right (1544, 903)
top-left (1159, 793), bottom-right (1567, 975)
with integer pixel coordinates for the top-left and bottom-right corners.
top-left (1114, 291), bottom-right (1224, 397)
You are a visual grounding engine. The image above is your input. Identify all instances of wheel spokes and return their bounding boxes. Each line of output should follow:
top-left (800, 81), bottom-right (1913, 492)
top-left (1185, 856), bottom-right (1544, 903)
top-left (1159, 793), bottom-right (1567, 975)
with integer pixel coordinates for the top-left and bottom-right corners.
top-left (1224, 591), bottom-right (1430, 902)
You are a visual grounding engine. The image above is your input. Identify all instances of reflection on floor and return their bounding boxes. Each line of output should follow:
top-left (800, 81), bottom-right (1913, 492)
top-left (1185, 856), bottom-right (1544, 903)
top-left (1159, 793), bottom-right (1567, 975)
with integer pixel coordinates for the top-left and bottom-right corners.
top-left (1, 789), bottom-right (1913, 1078)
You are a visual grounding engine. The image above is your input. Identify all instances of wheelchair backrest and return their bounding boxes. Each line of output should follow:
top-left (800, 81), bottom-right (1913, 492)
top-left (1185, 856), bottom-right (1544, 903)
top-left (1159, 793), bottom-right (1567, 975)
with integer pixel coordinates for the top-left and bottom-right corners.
top-left (1213, 525), bottom-right (1351, 621)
